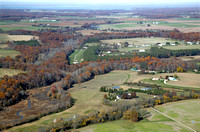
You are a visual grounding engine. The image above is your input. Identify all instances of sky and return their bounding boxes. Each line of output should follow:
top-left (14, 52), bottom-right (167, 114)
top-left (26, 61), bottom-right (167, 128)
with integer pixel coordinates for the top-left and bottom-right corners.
top-left (1, 0), bottom-right (200, 4)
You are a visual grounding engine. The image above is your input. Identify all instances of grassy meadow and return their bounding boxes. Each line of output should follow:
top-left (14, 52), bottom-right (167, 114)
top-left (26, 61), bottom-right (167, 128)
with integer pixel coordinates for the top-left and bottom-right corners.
top-left (0, 49), bottom-right (20, 58)
top-left (7, 71), bottom-right (200, 131)
top-left (0, 68), bottom-right (25, 77)
top-left (78, 99), bottom-right (200, 132)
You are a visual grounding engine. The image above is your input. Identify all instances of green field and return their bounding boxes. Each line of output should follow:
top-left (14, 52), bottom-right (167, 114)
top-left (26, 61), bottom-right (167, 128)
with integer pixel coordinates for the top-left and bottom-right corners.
top-left (0, 26), bottom-right (57, 31)
top-left (69, 49), bottom-right (84, 64)
top-left (69, 43), bottom-right (99, 64)
top-left (0, 68), bottom-right (25, 77)
top-left (99, 23), bottom-right (137, 29)
top-left (175, 18), bottom-right (200, 21)
top-left (78, 99), bottom-right (200, 132)
top-left (98, 18), bottom-right (200, 30)
top-left (0, 20), bottom-right (59, 25)
top-left (0, 49), bottom-right (20, 58)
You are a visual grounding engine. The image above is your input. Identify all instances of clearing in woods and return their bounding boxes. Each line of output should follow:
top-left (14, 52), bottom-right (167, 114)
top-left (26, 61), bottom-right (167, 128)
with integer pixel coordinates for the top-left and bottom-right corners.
top-left (7, 35), bottom-right (39, 41)
top-left (0, 49), bottom-right (20, 58)
top-left (0, 68), bottom-right (25, 77)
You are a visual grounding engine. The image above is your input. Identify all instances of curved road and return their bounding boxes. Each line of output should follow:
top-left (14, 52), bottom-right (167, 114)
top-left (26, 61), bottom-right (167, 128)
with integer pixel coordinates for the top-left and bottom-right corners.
top-left (0, 100), bottom-right (31, 124)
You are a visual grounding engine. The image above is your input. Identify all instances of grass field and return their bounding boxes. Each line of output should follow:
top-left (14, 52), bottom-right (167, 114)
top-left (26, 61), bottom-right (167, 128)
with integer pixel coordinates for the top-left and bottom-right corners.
top-left (127, 72), bottom-right (200, 90)
top-left (0, 26), bottom-right (57, 31)
top-left (0, 34), bottom-right (10, 43)
top-left (155, 99), bottom-right (200, 131)
top-left (7, 35), bottom-right (39, 41)
top-left (0, 20), bottom-right (59, 25)
top-left (167, 73), bottom-right (200, 88)
top-left (78, 99), bottom-right (200, 132)
top-left (0, 68), bottom-right (25, 77)
top-left (7, 71), bottom-right (200, 131)
top-left (164, 45), bottom-right (200, 50)
top-left (8, 71), bottom-right (129, 132)
top-left (0, 49), bottom-right (20, 58)
top-left (98, 17), bottom-right (200, 32)
top-left (69, 43), bottom-right (99, 64)
top-left (69, 49), bottom-right (83, 64)
top-left (0, 44), bottom-right (8, 49)
top-left (101, 37), bottom-right (181, 45)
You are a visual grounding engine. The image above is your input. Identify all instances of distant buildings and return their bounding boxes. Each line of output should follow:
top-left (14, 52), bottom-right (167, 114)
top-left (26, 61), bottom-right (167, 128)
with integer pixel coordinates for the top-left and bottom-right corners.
top-left (141, 87), bottom-right (152, 91)
top-left (139, 49), bottom-right (145, 52)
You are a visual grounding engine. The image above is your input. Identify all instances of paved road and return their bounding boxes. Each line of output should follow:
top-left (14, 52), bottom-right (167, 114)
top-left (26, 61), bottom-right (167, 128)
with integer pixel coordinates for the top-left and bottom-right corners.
top-left (151, 107), bottom-right (197, 132)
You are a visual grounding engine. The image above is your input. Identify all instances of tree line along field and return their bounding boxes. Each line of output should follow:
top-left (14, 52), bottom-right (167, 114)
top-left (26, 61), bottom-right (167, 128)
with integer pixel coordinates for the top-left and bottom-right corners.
top-left (78, 99), bottom-right (200, 132)
top-left (7, 71), bottom-right (200, 131)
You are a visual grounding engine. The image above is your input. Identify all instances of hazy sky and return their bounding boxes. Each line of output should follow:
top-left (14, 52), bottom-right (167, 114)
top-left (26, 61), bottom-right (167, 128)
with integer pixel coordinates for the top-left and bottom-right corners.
top-left (1, 0), bottom-right (200, 4)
